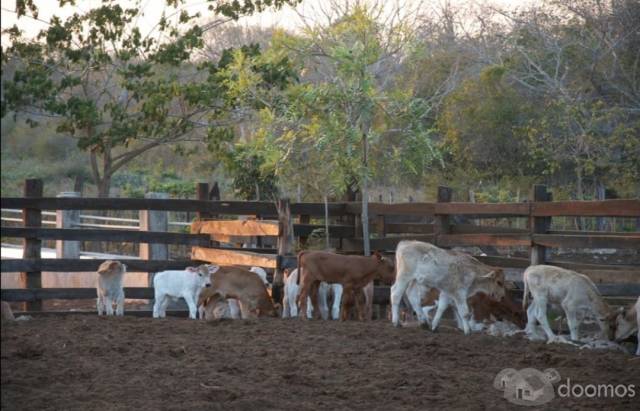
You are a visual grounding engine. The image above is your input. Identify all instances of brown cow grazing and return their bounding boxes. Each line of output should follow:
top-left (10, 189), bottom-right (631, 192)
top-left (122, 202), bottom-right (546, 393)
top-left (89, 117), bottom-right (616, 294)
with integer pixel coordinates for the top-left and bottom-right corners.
top-left (199, 266), bottom-right (279, 319)
top-left (297, 250), bottom-right (395, 321)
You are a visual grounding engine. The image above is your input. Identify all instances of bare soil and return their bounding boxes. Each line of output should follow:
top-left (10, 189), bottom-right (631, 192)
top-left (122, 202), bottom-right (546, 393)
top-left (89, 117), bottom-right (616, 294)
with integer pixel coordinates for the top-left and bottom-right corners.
top-left (2, 315), bottom-right (638, 411)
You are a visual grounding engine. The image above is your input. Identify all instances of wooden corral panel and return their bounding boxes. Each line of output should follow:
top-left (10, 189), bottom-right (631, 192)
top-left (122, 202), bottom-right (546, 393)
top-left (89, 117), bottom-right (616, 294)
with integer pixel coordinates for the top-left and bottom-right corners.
top-left (346, 202), bottom-right (436, 216)
top-left (192, 246), bottom-right (277, 268)
top-left (435, 202), bottom-right (530, 216)
top-left (438, 234), bottom-right (531, 247)
top-left (1, 259), bottom-right (199, 273)
top-left (531, 199), bottom-right (640, 217)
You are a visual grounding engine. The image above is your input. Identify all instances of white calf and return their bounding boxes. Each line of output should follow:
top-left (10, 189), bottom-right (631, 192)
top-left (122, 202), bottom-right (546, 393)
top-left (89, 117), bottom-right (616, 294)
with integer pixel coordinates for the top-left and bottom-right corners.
top-left (523, 265), bottom-right (616, 342)
top-left (153, 265), bottom-right (218, 319)
top-left (96, 260), bottom-right (126, 316)
top-left (614, 297), bottom-right (639, 355)
top-left (282, 268), bottom-right (342, 320)
top-left (391, 241), bottom-right (505, 335)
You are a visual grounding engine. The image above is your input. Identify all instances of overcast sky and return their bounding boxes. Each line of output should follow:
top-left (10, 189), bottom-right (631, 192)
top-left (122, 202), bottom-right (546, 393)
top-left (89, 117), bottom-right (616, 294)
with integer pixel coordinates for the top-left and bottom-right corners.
top-left (1, 0), bottom-right (539, 41)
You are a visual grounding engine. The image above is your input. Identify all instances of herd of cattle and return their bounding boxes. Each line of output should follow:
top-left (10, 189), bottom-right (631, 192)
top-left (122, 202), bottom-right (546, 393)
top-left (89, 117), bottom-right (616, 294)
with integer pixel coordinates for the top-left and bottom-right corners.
top-left (90, 240), bottom-right (639, 354)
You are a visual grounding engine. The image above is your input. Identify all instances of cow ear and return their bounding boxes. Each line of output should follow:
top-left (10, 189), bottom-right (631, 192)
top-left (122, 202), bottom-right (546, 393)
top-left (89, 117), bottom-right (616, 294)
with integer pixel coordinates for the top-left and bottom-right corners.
top-left (207, 264), bottom-right (220, 274)
top-left (186, 266), bottom-right (197, 272)
top-left (373, 251), bottom-right (383, 261)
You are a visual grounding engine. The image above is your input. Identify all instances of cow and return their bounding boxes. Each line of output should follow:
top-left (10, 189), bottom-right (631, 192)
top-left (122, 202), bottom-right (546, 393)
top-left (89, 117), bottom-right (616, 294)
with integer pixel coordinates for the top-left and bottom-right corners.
top-left (199, 266), bottom-right (279, 319)
top-left (406, 282), bottom-right (525, 331)
top-left (297, 250), bottom-right (395, 321)
top-left (613, 297), bottom-right (639, 355)
top-left (282, 268), bottom-right (343, 319)
top-left (523, 265), bottom-right (617, 342)
top-left (96, 260), bottom-right (126, 316)
top-left (153, 264), bottom-right (217, 319)
top-left (391, 241), bottom-right (506, 335)
top-left (249, 266), bottom-right (269, 286)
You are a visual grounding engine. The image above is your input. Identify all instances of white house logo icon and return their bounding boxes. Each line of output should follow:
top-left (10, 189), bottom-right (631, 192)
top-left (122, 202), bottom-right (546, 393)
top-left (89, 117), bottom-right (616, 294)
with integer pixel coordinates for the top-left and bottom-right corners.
top-left (494, 368), bottom-right (561, 406)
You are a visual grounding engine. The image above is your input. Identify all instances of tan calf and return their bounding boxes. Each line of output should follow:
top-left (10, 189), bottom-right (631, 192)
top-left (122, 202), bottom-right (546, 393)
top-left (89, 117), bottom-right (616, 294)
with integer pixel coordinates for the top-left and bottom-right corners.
top-left (297, 250), bottom-right (395, 321)
top-left (200, 266), bottom-right (279, 319)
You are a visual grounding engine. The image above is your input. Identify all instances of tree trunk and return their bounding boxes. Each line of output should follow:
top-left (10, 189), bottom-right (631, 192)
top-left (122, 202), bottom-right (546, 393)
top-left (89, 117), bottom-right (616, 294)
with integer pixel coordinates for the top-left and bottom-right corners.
top-left (361, 132), bottom-right (370, 256)
top-left (575, 167), bottom-right (584, 230)
top-left (324, 194), bottom-right (330, 250)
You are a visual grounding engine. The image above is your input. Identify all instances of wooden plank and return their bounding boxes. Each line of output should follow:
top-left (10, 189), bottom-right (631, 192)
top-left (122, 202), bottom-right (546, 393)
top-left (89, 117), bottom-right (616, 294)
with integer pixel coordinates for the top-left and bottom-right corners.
top-left (1, 197), bottom-right (278, 214)
top-left (342, 235), bottom-right (436, 252)
top-left (531, 199), bottom-right (640, 217)
top-left (476, 255), bottom-right (531, 269)
top-left (345, 202), bottom-right (436, 216)
top-left (2, 227), bottom-right (211, 246)
top-left (1, 259), bottom-right (201, 273)
top-left (435, 202), bottom-right (530, 216)
top-left (1, 287), bottom-right (155, 301)
top-left (532, 234), bottom-right (640, 250)
top-left (192, 246), bottom-right (277, 268)
top-left (438, 234), bottom-right (531, 247)
top-left (384, 223), bottom-right (435, 234)
top-left (450, 224), bottom-right (529, 235)
top-left (191, 219), bottom-right (280, 237)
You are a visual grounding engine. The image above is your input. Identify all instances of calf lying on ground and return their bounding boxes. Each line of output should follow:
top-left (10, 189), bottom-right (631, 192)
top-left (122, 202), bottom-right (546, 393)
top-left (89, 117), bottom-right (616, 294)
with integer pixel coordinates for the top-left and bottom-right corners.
top-left (96, 260), bottom-right (126, 316)
top-left (297, 250), bottom-right (395, 321)
top-left (614, 297), bottom-right (639, 355)
top-left (199, 266), bottom-right (279, 319)
top-left (282, 268), bottom-right (343, 319)
top-left (153, 265), bottom-right (217, 319)
top-left (523, 265), bottom-right (617, 342)
top-left (391, 241), bottom-right (505, 334)
top-left (406, 283), bottom-right (525, 331)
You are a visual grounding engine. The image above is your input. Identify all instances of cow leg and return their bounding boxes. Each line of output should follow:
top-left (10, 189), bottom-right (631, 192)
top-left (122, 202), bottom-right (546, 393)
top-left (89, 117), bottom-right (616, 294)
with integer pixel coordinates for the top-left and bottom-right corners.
top-left (431, 292), bottom-right (451, 332)
top-left (317, 282), bottom-right (330, 320)
top-left (533, 297), bottom-right (556, 342)
top-left (340, 286), bottom-right (353, 321)
top-left (297, 275), bottom-right (313, 321)
top-left (561, 300), bottom-right (580, 341)
top-left (105, 296), bottom-right (114, 316)
top-left (355, 288), bottom-right (367, 321)
top-left (115, 291), bottom-right (124, 316)
top-left (331, 284), bottom-right (343, 320)
top-left (525, 301), bottom-right (538, 334)
top-left (309, 281), bottom-right (323, 320)
top-left (451, 293), bottom-right (472, 335)
top-left (406, 283), bottom-right (429, 327)
top-left (185, 295), bottom-right (198, 319)
top-left (97, 295), bottom-right (104, 316)
top-left (390, 276), bottom-right (413, 327)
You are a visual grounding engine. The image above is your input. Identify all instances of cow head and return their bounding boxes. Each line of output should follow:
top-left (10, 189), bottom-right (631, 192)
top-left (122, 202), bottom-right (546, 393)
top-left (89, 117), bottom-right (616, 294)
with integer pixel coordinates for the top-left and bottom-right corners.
top-left (97, 260), bottom-right (124, 276)
top-left (188, 265), bottom-right (213, 288)
top-left (373, 251), bottom-right (395, 285)
top-left (613, 305), bottom-right (636, 341)
top-left (482, 269), bottom-right (506, 301)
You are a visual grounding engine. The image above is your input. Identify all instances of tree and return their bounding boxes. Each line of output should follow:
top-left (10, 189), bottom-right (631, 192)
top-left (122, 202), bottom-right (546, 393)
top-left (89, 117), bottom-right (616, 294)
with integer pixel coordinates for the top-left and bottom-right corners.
top-left (1, 0), bottom-right (300, 196)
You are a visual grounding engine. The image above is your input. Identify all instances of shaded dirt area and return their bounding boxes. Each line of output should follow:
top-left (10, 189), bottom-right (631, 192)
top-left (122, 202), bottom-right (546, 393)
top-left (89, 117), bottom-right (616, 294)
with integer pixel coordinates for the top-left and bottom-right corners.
top-left (2, 316), bottom-right (638, 410)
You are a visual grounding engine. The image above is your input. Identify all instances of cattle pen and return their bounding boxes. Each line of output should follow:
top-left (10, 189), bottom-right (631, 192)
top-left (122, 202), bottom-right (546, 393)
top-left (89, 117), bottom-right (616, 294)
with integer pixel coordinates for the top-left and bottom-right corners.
top-left (3, 178), bottom-right (640, 410)
top-left (1, 178), bottom-right (638, 313)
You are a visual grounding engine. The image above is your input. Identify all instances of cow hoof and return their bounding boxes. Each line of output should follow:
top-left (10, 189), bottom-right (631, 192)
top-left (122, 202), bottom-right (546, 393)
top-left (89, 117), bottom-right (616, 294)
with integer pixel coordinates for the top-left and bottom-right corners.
top-left (419, 322), bottom-right (430, 330)
top-left (393, 322), bottom-right (402, 328)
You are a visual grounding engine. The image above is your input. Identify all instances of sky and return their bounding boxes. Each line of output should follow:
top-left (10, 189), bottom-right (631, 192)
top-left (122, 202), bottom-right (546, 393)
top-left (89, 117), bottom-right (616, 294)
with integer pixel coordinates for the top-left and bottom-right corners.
top-left (1, 0), bottom-right (540, 41)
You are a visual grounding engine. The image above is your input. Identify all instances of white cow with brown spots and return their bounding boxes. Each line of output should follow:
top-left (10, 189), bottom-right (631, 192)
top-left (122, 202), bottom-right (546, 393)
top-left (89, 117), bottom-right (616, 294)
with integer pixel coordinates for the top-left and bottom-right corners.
top-left (96, 260), bottom-right (126, 316)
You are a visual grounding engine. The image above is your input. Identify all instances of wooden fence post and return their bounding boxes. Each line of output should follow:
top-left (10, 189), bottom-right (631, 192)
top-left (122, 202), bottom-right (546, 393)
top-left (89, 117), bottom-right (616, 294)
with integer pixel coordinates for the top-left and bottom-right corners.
top-left (56, 192), bottom-right (81, 259)
top-left (140, 192), bottom-right (169, 285)
top-left (435, 186), bottom-right (453, 247)
top-left (21, 178), bottom-right (43, 311)
top-left (298, 214), bottom-right (310, 247)
top-left (275, 199), bottom-right (293, 304)
top-left (530, 185), bottom-right (552, 265)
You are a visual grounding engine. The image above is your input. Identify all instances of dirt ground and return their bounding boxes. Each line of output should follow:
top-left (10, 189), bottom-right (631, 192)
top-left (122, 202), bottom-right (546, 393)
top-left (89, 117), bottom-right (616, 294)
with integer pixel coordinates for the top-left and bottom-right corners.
top-left (1, 315), bottom-right (638, 411)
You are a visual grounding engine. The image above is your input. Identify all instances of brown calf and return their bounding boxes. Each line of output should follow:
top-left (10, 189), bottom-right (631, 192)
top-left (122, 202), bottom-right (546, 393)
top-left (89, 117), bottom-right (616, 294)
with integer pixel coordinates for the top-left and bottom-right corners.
top-left (200, 266), bottom-right (278, 319)
top-left (297, 250), bottom-right (395, 321)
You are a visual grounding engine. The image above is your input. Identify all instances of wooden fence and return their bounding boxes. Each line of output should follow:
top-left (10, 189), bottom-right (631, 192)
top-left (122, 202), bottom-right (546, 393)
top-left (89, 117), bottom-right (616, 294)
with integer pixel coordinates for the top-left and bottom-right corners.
top-left (1, 179), bottom-right (639, 313)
